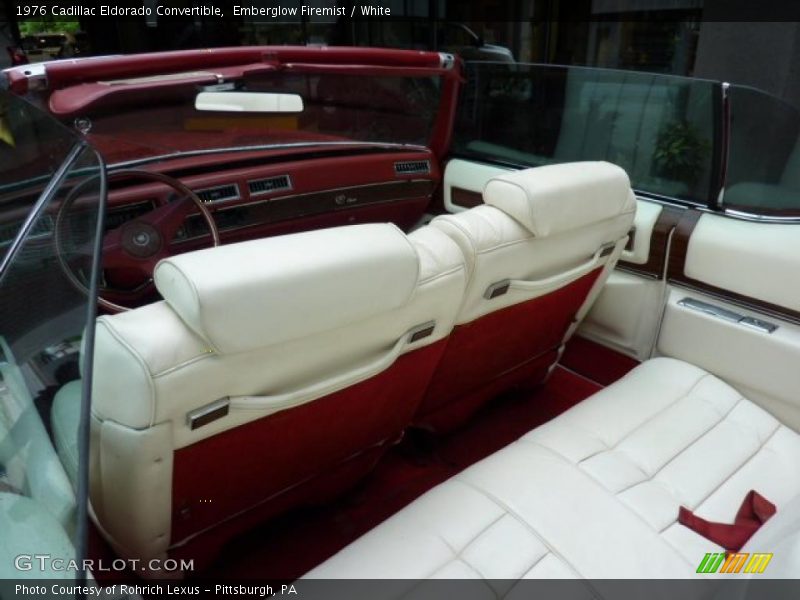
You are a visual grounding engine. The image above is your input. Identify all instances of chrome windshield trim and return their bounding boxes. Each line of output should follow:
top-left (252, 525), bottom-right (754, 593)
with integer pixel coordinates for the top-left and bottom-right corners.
top-left (109, 141), bottom-right (430, 170)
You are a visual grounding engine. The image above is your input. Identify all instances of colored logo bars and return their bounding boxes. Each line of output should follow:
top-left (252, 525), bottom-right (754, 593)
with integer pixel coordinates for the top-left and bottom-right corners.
top-left (697, 552), bottom-right (773, 574)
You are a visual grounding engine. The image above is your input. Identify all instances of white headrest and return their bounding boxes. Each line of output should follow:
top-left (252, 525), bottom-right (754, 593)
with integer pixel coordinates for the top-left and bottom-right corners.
top-left (154, 224), bottom-right (420, 354)
top-left (483, 161), bottom-right (635, 237)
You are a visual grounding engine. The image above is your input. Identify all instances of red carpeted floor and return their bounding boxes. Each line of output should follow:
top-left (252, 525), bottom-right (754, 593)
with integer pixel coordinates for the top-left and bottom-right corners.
top-left (560, 335), bottom-right (640, 386)
top-left (195, 364), bottom-right (604, 581)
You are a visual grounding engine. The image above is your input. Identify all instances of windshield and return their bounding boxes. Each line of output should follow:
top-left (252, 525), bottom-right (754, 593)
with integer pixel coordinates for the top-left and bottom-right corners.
top-left (72, 72), bottom-right (442, 165)
top-left (0, 90), bottom-right (104, 579)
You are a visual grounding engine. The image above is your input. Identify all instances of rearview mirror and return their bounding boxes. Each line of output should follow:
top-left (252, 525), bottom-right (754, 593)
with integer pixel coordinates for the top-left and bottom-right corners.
top-left (195, 91), bottom-right (304, 113)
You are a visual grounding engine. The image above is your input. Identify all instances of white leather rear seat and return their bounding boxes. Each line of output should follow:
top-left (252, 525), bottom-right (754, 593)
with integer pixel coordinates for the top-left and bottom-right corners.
top-left (306, 358), bottom-right (800, 580)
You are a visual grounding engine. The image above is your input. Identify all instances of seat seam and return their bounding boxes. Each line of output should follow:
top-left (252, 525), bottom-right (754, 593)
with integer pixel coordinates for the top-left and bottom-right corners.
top-left (452, 475), bottom-right (590, 580)
top-left (517, 439), bottom-right (696, 569)
top-left (611, 395), bottom-right (746, 488)
top-left (413, 512), bottom-right (506, 581)
top-left (601, 373), bottom-right (711, 453)
top-left (680, 422), bottom-right (782, 513)
top-left (418, 264), bottom-right (466, 285)
top-left (526, 371), bottom-right (713, 464)
top-left (654, 424), bottom-right (782, 564)
top-left (98, 319), bottom-right (157, 427)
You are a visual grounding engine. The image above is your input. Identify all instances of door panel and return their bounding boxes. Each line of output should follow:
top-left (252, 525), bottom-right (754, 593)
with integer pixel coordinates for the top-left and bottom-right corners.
top-left (578, 199), bottom-right (681, 359)
top-left (658, 288), bottom-right (800, 431)
top-left (657, 211), bottom-right (800, 430)
top-left (671, 212), bottom-right (800, 319)
top-left (443, 159), bottom-right (511, 212)
top-left (578, 270), bottom-right (664, 359)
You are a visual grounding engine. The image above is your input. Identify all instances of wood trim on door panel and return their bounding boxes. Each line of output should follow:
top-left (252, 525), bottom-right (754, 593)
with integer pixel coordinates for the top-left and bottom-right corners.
top-left (451, 187), bottom-right (484, 209)
top-left (617, 206), bottom-right (684, 279)
top-left (667, 209), bottom-right (800, 324)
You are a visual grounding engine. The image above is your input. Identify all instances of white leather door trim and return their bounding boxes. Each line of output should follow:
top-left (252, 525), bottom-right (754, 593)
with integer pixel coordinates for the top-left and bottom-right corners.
top-left (685, 214), bottom-right (800, 314)
top-left (443, 159), bottom-right (511, 213)
top-left (657, 287), bottom-right (800, 431)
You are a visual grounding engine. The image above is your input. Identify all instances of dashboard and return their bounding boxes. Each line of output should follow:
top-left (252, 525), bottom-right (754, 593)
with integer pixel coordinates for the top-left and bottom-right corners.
top-left (106, 149), bottom-right (439, 250)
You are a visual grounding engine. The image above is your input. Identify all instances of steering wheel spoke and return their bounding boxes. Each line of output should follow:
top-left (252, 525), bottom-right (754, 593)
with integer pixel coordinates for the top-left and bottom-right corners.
top-left (138, 194), bottom-right (195, 243)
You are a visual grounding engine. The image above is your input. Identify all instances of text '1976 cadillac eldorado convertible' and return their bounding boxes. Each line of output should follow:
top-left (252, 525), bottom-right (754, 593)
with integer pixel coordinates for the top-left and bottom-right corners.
top-left (1, 45), bottom-right (799, 598)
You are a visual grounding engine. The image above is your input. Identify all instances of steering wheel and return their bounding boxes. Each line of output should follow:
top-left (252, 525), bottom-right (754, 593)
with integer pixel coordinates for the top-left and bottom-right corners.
top-left (55, 169), bottom-right (220, 313)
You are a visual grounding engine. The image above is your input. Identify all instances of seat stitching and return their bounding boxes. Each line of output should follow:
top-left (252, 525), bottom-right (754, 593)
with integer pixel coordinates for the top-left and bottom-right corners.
top-left (517, 440), bottom-right (696, 569)
top-left (610, 395), bottom-right (746, 487)
top-left (602, 373), bottom-right (711, 452)
top-left (526, 372), bottom-right (712, 465)
top-left (516, 549), bottom-right (553, 577)
top-left (413, 512), bottom-right (506, 582)
top-left (452, 475), bottom-right (593, 581)
top-left (653, 425), bottom-right (782, 564)
top-left (680, 422), bottom-right (782, 513)
top-left (418, 264), bottom-right (466, 285)
top-left (402, 562), bottom-right (491, 599)
top-left (98, 318), bottom-right (157, 427)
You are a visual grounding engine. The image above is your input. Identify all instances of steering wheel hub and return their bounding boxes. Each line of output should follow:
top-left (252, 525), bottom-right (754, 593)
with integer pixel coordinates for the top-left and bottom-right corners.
top-left (121, 221), bottom-right (162, 258)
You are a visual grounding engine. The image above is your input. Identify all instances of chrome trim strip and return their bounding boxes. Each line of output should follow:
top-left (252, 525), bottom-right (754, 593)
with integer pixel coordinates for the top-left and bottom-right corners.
top-left (678, 296), bottom-right (778, 334)
top-left (109, 141), bottom-right (429, 170)
top-left (716, 82), bottom-right (731, 208)
top-left (438, 53), bottom-right (456, 70)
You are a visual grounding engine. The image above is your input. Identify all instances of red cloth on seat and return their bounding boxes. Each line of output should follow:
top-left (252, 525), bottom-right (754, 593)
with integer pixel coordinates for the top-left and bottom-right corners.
top-left (678, 490), bottom-right (777, 552)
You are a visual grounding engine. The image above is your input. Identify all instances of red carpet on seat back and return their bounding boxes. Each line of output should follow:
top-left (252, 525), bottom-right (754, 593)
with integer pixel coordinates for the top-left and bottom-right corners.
top-left (195, 366), bottom-right (601, 581)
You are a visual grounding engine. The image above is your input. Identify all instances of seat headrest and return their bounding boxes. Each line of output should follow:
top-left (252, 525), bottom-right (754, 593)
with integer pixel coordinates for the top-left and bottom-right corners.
top-left (154, 224), bottom-right (420, 354)
top-left (483, 161), bottom-right (635, 237)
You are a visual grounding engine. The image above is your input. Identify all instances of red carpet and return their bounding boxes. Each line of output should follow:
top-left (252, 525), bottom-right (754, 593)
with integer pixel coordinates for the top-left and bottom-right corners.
top-left (195, 365), bottom-right (601, 580)
top-left (560, 335), bottom-right (640, 386)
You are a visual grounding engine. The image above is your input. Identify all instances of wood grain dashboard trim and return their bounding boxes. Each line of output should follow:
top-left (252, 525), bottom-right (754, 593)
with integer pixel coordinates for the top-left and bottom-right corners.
top-left (178, 179), bottom-right (435, 240)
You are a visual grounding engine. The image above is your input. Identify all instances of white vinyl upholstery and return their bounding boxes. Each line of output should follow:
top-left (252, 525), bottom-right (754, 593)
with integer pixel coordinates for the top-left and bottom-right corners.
top-left (91, 223), bottom-right (464, 435)
top-left (306, 358), bottom-right (800, 579)
top-left (430, 161), bottom-right (636, 325)
top-left (414, 163), bottom-right (636, 430)
top-left (154, 225), bottom-right (421, 354)
top-left (82, 223), bottom-right (467, 565)
top-left (482, 161), bottom-right (635, 238)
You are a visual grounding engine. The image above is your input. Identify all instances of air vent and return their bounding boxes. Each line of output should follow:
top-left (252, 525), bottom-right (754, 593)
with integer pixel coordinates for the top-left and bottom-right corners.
top-left (196, 184), bottom-right (240, 204)
top-left (248, 175), bottom-right (292, 196)
top-left (394, 160), bottom-right (431, 175)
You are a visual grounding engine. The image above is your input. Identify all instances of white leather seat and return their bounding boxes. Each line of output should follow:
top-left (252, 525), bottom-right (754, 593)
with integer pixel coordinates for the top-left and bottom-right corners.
top-left (306, 358), bottom-right (800, 580)
top-left (61, 223), bottom-right (466, 569)
top-left (414, 162), bottom-right (636, 431)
